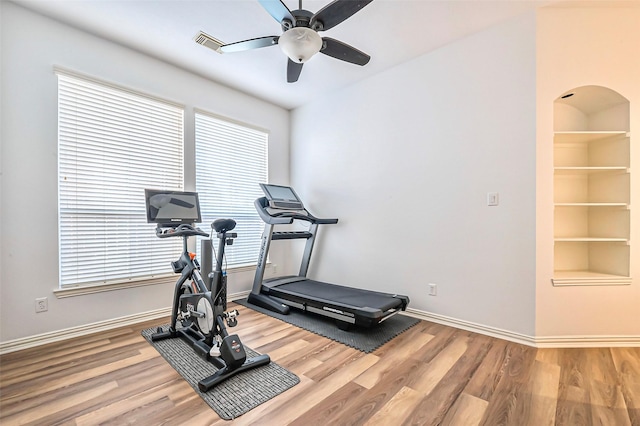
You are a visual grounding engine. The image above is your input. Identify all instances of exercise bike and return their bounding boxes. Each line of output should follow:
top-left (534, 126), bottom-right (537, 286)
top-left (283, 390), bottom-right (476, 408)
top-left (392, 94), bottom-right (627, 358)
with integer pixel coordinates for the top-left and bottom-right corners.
top-left (146, 190), bottom-right (270, 392)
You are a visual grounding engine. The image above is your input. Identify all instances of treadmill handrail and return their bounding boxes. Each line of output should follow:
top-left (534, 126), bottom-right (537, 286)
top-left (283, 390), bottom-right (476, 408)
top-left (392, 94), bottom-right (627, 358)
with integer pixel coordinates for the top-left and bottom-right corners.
top-left (255, 197), bottom-right (338, 225)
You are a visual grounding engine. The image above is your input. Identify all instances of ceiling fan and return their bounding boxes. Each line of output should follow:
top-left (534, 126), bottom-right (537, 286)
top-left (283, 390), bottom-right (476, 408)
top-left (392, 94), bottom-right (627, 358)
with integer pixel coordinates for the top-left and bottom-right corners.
top-left (216, 0), bottom-right (373, 83)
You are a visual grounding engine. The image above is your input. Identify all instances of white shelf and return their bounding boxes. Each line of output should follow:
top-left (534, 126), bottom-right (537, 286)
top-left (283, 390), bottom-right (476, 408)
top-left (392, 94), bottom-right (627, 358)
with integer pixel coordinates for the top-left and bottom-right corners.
top-left (552, 270), bottom-right (631, 286)
top-left (554, 237), bottom-right (629, 242)
top-left (554, 131), bottom-right (629, 143)
top-left (554, 167), bottom-right (628, 174)
top-left (554, 203), bottom-right (628, 207)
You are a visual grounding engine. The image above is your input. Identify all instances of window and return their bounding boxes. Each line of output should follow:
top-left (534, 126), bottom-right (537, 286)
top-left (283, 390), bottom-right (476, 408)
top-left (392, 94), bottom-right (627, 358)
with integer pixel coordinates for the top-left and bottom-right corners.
top-left (195, 111), bottom-right (268, 268)
top-left (57, 71), bottom-right (184, 289)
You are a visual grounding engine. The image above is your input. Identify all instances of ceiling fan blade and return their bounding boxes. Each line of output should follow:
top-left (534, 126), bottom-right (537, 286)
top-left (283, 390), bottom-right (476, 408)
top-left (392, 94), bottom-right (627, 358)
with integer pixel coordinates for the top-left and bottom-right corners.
top-left (220, 36), bottom-right (279, 53)
top-left (287, 59), bottom-right (303, 83)
top-left (320, 37), bottom-right (370, 66)
top-left (311, 0), bottom-right (373, 31)
top-left (258, 0), bottom-right (294, 25)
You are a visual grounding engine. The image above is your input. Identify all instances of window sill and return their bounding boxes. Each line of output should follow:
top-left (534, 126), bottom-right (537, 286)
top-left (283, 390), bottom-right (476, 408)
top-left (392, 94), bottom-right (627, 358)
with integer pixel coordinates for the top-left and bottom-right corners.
top-left (54, 275), bottom-right (176, 298)
top-left (53, 263), bottom-right (266, 298)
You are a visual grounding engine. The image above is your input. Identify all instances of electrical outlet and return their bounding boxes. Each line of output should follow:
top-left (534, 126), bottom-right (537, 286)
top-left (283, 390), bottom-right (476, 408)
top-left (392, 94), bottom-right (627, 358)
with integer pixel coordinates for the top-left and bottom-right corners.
top-left (35, 297), bottom-right (48, 313)
top-left (428, 283), bottom-right (437, 296)
top-left (487, 192), bottom-right (499, 206)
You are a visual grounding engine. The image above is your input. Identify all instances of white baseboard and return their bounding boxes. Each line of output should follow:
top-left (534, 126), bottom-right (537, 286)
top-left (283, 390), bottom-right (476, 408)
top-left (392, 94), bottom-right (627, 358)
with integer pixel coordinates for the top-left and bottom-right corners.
top-left (3, 293), bottom-right (638, 354)
top-left (0, 307), bottom-right (171, 355)
top-left (0, 290), bottom-right (254, 355)
top-left (404, 308), bottom-right (640, 348)
top-left (229, 290), bottom-right (250, 301)
top-left (534, 335), bottom-right (640, 348)
top-left (403, 308), bottom-right (537, 347)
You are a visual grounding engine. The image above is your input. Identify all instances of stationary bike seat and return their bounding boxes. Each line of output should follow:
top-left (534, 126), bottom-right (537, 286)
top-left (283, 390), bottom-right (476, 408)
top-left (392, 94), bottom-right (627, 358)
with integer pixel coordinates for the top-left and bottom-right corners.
top-left (212, 218), bottom-right (236, 233)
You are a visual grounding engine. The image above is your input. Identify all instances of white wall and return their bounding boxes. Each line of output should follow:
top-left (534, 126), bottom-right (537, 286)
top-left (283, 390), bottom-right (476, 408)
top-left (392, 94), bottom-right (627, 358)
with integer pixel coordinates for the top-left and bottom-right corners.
top-left (290, 13), bottom-right (537, 336)
top-left (6, 2), bottom-right (634, 347)
top-left (536, 6), bottom-right (640, 337)
top-left (0, 3), bottom-right (290, 342)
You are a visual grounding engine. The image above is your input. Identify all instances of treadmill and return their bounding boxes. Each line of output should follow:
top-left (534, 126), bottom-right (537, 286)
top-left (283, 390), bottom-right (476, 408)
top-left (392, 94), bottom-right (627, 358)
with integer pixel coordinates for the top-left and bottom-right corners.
top-left (248, 183), bottom-right (409, 329)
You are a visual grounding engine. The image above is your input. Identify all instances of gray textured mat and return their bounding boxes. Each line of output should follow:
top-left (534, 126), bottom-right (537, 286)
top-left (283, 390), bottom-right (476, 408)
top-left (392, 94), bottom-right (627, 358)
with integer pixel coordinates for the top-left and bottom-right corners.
top-left (235, 298), bottom-right (420, 353)
top-left (142, 325), bottom-right (299, 420)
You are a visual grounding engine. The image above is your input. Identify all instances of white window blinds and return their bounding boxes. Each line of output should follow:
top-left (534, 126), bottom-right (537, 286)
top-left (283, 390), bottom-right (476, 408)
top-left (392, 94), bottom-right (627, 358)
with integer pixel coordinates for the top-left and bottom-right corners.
top-left (195, 111), bottom-right (268, 268)
top-left (57, 71), bottom-right (184, 288)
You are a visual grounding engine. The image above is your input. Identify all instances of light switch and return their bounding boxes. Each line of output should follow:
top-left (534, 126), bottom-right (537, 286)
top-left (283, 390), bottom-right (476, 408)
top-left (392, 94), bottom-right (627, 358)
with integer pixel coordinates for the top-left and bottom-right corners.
top-left (487, 192), bottom-right (499, 206)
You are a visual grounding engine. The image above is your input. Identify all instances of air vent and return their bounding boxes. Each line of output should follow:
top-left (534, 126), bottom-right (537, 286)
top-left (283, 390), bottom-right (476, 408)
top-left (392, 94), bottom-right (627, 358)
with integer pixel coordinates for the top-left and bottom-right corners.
top-left (194, 31), bottom-right (224, 53)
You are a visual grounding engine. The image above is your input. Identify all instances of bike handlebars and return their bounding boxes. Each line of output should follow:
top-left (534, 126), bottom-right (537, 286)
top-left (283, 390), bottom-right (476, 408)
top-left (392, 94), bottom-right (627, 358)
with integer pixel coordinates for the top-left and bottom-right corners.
top-left (156, 224), bottom-right (210, 239)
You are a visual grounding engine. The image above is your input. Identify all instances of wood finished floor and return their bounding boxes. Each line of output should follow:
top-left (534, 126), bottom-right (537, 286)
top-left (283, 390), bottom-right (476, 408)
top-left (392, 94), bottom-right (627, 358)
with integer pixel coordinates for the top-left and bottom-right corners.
top-left (1, 303), bottom-right (639, 425)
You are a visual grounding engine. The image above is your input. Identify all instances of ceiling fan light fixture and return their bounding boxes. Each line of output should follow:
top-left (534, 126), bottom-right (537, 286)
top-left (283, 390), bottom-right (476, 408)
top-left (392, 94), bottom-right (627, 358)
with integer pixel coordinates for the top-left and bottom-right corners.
top-left (278, 27), bottom-right (322, 63)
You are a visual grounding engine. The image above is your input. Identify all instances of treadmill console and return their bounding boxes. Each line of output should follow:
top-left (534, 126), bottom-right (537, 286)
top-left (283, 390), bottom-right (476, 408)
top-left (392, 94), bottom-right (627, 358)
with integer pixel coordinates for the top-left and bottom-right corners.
top-left (260, 183), bottom-right (304, 210)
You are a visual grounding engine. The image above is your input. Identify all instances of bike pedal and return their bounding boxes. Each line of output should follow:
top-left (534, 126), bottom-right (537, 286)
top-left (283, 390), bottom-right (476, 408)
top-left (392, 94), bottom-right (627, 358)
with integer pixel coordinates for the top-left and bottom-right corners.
top-left (209, 344), bottom-right (221, 357)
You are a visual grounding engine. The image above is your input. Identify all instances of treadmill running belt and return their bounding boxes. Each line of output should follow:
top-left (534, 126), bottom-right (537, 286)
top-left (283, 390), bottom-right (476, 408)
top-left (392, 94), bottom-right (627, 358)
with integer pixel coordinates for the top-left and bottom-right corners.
top-left (274, 280), bottom-right (402, 312)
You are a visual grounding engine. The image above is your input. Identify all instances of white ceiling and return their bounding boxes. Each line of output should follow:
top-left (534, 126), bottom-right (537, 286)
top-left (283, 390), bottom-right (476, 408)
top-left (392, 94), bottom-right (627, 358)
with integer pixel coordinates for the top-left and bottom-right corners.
top-left (14, 0), bottom-right (553, 109)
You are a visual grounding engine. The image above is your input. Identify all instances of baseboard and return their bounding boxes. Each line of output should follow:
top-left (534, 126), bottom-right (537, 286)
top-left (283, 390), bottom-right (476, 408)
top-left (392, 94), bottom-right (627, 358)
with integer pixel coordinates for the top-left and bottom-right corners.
top-left (534, 335), bottom-right (640, 348)
top-left (404, 308), bottom-right (640, 348)
top-left (403, 308), bottom-right (538, 347)
top-left (4, 293), bottom-right (638, 354)
top-left (0, 291), bottom-right (253, 355)
top-left (229, 290), bottom-right (250, 301)
top-left (0, 307), bottom-right (171, 355)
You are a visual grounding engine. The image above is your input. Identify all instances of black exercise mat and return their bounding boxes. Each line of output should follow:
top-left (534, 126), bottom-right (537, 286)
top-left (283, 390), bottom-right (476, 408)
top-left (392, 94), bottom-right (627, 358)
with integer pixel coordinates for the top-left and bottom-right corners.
top-left (235, 298), bottom-right (420, 353)
top-left (141, 325), bottom-right (299, 420)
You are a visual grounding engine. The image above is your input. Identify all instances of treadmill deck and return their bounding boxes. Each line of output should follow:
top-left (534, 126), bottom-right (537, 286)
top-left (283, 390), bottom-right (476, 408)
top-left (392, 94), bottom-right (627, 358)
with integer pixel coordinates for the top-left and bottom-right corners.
top-left (263, 276), bottom-right (407, 318)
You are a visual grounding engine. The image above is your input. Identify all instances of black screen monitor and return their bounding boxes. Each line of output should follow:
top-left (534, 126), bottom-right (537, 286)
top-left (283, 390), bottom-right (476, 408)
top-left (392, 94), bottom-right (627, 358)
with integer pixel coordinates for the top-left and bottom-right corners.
top-left (259, 183), bottom-right (304, 210)
top-left (144, 189), bottom-right (202, 225)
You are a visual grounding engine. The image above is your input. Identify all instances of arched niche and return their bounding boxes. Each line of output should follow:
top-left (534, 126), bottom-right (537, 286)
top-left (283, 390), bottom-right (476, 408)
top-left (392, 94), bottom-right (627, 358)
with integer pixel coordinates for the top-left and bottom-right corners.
top-left (552, 85), bottom-right (631, 286)
top-left (554, 85), bottom-right (629, 132)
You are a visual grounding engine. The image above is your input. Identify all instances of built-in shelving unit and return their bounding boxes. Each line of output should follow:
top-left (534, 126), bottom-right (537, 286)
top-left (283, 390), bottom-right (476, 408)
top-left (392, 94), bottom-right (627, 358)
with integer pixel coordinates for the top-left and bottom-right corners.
top-left (552, 86), bottom-right (631, 286)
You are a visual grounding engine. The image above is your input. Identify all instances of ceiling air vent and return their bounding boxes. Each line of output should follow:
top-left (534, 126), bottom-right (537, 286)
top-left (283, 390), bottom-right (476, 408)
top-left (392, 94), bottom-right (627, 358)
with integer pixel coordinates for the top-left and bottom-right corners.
top-left (194, 31), bottom-right (224, 53)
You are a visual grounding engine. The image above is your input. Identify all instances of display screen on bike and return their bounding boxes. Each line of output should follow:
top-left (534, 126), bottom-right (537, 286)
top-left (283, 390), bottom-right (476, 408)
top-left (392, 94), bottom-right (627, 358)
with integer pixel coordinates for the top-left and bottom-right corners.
top-left (144, 189), bottom-right (202, 224)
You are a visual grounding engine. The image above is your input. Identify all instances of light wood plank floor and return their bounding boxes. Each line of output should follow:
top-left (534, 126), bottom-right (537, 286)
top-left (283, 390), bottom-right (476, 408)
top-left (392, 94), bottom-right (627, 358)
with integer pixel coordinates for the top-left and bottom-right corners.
top-left (1, 303), bottom-right (639, 425)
